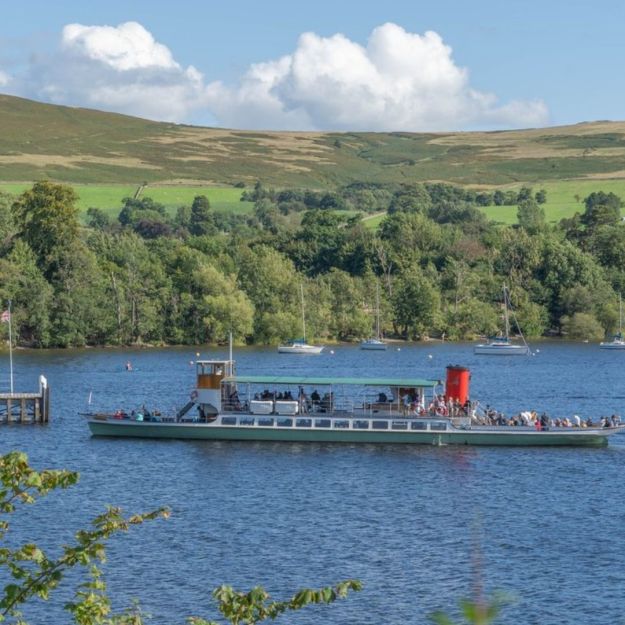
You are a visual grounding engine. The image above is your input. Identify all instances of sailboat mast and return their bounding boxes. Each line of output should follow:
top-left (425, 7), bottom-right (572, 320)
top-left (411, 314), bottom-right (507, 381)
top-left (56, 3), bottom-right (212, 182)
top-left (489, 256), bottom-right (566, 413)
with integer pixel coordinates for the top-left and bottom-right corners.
top-left (503, 285), bottom-right (510, 339)
top-left (376, 283), bottom-right (381, 340)
top-left (620, 293), bottom-right (623, 335)
top-left (301, 283), bottom-right (306, 342)
top-left (7, 300), bottom-right (13, 394)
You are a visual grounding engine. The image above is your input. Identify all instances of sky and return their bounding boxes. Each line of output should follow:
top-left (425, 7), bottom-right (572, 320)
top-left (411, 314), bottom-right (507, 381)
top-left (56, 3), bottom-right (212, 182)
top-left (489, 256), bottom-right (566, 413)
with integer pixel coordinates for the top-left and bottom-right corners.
top-left (1, 0), bottom-right (624, 132)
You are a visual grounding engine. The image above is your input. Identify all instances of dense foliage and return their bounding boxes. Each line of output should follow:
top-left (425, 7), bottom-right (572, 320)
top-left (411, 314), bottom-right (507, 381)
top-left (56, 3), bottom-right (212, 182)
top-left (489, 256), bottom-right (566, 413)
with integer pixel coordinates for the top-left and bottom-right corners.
top-left (0, 180), bottom-right (623, 347)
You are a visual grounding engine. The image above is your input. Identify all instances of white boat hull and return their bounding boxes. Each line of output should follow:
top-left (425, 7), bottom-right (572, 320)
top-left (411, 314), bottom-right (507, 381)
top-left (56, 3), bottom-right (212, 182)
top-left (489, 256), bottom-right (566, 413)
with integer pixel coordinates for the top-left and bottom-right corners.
top-left (360, 339), bottom-right (387, 350)
top-left (277, 343), bottom-right (324, 354)
top-left (599, 340), bottom-right (625, 350)
top-left (87, 415), bottom-right (623, 447)
top-left (474, 343), bottom-right (530, 355)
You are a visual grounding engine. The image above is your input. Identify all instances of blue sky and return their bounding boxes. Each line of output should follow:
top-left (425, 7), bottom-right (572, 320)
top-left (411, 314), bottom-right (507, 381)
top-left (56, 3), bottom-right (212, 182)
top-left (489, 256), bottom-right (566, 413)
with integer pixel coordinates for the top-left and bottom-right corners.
top-left (1, 0), bottom-right (624, 131)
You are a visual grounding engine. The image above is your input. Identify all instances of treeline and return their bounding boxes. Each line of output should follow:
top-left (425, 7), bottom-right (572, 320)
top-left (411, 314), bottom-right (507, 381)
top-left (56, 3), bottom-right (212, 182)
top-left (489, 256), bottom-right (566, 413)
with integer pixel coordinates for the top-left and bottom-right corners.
top-left (0, 180), bottom-right (623, 348)
top-left (241, 181), bottom-right (547, 213)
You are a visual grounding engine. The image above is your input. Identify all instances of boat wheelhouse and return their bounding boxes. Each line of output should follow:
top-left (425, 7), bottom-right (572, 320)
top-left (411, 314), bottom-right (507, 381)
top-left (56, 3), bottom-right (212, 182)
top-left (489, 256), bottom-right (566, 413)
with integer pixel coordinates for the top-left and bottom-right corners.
top-left (86, 361), bottom-right (624, 447)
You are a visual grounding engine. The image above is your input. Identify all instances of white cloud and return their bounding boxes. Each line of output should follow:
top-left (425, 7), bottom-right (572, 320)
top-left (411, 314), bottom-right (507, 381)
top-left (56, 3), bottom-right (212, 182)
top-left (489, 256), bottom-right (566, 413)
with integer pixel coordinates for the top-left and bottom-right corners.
top-left (205, 23), bottom-right (548, 131)
top-left (0, 70), bottom-right (10, 87)
top-left (15, 21), bottom-right (210, 123)
top-left (61, 22), bottom-right (179, 71)
top-left (6, 21), bottom-right (548, 131)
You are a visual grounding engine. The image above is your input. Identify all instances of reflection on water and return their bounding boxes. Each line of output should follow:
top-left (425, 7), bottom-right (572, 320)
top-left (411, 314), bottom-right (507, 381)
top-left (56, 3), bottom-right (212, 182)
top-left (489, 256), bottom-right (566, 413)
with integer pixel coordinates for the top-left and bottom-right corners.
top-left (1, 341), bottom-right (625, 624)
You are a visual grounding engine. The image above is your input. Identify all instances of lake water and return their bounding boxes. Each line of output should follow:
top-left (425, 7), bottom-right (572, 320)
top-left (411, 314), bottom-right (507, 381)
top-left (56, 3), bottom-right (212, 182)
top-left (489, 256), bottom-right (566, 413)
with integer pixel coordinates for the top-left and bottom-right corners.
top-left (1, 341), bottom-right (625, 624)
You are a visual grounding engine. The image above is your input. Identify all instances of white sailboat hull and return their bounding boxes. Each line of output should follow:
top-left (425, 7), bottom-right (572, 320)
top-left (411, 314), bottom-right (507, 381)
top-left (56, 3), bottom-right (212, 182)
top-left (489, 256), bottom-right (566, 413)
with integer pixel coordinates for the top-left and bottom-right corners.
top-left (360, 339), bottom-right (387, 350)
top-left (599, 340), bottom-right (625, 350)
top-left (277, 343), bottom-right (324, 354)
top-left (474, 342), bottom-right (530, 355)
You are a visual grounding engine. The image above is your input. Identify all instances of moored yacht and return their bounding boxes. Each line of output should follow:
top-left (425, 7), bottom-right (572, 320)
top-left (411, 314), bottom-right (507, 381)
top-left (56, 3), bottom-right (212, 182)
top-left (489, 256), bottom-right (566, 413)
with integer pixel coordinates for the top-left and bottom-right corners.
top-left (360, 284), bottom-right (387, 350)
top-left (278, 284), bottom-right (323, 354)
top-left (475, 285), bottom-right (530, 355)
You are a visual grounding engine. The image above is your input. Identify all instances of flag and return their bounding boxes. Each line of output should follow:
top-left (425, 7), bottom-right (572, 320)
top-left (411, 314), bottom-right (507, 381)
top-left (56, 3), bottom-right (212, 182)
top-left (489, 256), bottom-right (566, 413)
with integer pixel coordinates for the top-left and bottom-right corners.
top-left (1, 310), bottom-right (10, 323)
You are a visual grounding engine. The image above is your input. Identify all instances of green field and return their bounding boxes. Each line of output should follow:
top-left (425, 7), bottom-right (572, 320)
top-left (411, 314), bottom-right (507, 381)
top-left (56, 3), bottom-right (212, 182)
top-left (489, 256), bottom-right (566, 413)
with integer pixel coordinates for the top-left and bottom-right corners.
top-left (0, 183), bottom-right (254, 217)
top-left (481, 179), bottom-right (625, 224)
top-left (6, 178), bottom-right (625, 227)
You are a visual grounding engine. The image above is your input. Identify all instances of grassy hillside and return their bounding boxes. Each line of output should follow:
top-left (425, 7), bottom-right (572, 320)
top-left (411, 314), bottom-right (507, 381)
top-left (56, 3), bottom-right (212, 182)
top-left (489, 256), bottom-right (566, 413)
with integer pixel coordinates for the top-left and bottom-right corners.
top-left (2, 94), bottom-right (625, 190)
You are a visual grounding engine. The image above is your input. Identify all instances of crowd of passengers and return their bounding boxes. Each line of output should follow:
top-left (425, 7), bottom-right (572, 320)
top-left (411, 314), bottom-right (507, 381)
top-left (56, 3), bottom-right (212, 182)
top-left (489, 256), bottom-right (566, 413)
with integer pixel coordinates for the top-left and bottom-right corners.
top-left (223, 387), bottom-right (621, 429)
top-left (471, 407), bottom-right (620, 429)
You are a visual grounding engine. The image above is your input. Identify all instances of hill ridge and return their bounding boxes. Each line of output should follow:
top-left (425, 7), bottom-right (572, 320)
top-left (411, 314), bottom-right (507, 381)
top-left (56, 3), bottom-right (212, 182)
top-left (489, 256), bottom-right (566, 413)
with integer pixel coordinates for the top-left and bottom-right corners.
top-left (2, 93), bottom-right (625, 187)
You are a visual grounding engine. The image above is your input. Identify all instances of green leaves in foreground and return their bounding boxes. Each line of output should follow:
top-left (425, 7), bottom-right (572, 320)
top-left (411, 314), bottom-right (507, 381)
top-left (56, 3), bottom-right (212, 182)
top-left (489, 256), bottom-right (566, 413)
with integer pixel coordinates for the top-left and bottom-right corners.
top-left (430, 593), bottom-right (511, 625)
top-left (0, 451), bottom-right (361, 625)
top-left (189, 580), bottom-right (363, 625)
top-left (0, 451), bottom-right (169, 624)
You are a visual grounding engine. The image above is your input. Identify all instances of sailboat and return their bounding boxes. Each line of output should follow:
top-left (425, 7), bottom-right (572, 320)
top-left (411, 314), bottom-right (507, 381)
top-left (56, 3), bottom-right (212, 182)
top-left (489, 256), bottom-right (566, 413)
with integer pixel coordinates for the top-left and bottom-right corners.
top-left (361, 284), bottom-right (387, 350)
top-left (600, 294), bottom-right (625, 349)
top-left (474, 285), bottom-right (530, 355)
top-left (278, 285), bottom-right (324, 354)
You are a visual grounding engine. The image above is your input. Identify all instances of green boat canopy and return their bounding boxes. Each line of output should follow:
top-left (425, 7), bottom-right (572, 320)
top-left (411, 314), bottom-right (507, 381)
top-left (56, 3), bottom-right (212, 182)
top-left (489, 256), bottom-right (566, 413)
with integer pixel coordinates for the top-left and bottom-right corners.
top-left (224, 375), bottom-right (440, 388)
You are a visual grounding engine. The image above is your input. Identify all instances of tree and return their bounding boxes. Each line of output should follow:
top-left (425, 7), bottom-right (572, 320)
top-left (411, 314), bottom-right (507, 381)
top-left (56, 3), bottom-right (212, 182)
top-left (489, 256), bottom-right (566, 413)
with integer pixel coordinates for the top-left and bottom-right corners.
top-left (560, 312), bottom-right (604, 340)
top-left (392, 268), bottom-right (441, 339)
top-left (190, 195), bottom-right (216, 236)
top-left (517, 198), bottom-right (545, 234)
top-left (581, 191), bottom-right (622, 230)
top-left (0, 241), bottom-right (53, 347)
top-left (492, 190), bottom-right (505, 206)
top-left (0, 191), bottom-right (15, 247)
top-left (388, 184), bottom-right (432, 214)
top-left (237, 246), bottom-right (301, 342)
top-left (11, 181), bottom-right (80, 278)
top-left (86, 208), bottom-right (112, 231)
top-left (517, 186), bottom-right (533, 202)
top-left (535, 189), bottom-right (547, 204)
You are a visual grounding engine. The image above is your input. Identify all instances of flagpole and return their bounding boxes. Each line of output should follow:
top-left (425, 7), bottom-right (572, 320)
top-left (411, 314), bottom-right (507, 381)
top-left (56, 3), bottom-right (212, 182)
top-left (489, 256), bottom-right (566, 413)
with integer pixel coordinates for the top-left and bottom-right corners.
top-left (7, 300), bottom-right (13, 394)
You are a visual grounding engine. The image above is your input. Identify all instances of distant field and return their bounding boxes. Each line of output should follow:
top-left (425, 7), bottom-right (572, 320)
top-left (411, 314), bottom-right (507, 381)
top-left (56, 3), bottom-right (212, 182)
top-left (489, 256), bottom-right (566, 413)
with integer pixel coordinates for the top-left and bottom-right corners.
top-left (482, 179), bottom-right (625, 224)
top-left (5, 178), bottom-right (625, 228)
top-left (0, 183), bottom-right (254, 217)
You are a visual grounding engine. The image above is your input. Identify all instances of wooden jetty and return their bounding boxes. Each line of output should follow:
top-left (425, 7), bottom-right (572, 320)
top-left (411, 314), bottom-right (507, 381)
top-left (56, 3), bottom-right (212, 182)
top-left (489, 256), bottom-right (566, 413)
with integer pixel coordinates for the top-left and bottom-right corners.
top-left (0, 376), bottom-right (49, 424)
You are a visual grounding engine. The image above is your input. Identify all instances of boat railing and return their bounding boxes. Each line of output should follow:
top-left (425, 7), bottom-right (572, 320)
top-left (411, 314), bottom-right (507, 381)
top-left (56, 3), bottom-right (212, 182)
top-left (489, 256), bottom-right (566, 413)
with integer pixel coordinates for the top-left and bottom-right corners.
top-left (217, 413), bottom-right (451, 432)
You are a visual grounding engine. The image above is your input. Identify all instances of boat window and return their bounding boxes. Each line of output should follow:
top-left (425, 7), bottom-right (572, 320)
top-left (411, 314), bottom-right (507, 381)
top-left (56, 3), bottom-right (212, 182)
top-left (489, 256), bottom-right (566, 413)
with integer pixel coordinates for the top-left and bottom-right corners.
top-left (411, 421), bottom-right (427, 430)
top-left (391, 421), bottom-right (408, 430)
top-left (353, 420), bottom-right (369, 430)
top-left (221, 416), bottom-right (237, 426)
top-left (372, 420), bottom-right (388, 430)
top-left (430, 422), bottom-right (447, 431)
top-left (258, 417), bottom-right (274, 427)
top-left (277, 418), bottom-right (293, 427)
top-left (315, 419), bottom-right (331, 428)
top-left (333, 420), bottom-right (349, 429)
top-left (296, 418), bottom-right (312, 428)
top-left (239, 417), bottom-right (255, 426)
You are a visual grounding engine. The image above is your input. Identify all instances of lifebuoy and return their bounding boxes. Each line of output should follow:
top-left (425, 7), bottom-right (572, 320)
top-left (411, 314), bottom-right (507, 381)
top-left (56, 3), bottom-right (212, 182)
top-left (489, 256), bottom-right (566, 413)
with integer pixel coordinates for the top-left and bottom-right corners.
top-left (190, 390), bottom-right (198, 401)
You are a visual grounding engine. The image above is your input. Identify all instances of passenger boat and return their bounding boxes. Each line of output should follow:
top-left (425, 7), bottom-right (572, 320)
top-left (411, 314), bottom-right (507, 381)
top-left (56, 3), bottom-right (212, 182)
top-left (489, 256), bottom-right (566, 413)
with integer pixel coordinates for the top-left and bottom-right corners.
top-left (475, 285), bottom-right (530, 355)
top-left (86, 361), bottom-right (623, 447)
